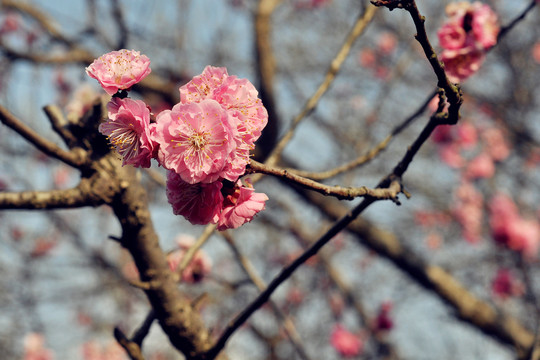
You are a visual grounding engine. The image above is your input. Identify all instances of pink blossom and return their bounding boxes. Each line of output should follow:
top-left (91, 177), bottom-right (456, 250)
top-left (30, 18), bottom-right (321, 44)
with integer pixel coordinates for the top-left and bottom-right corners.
top-left (217, 180), bottom-right (268, 231)
top-left (489, 193), bottom-right (540, 258)
top-left (155, 100), bottom-right (236, 184)
top-left (491, 268), bottom-right (524, 300)
top-left (453, 181), bottom-right (484, 243)
top-left (179, 66), bottom-right (229, 104)
top-left (99, 98), bottom-right (155, 168)
top-left (438, 20), bottom-right (468, 50)
top-left (465, 152), bottom-right (495, 179)
top-left (167, 235), bottom-right (213, 283)
top-left (439, 144), bottom-right (464, 168)
top-left (358, 48), bottom-right (376, 68)
top-left (438, 2), bottom-right (499, 82)
top-left (374, 302), bottom-right (394, 332)
top-left (471, 3), bottom-right (499, 49)
top-left (81, 341), bottom-right (126, 360)
top-left (456, 122), bottom-right (478, 148)
top-left (0, 12), bottom-right (19, 35)
top-left (440, 2), bottom-right (499, 50)
top-left (441, 46), bottom-right (486, 83)
top-left (533, 42), bottom-right (540, 64)
top-left (23, 333), bottom-right (54, 360)
top-left (482, 127), bottom-right (510, 161)
top-left (86, 49), bottom-right (151, 95)
top-left (330, 325), bottom-right (363, 358)
top-left (166, 171), bottom-right (223, 225)
top-left (431, 124), bottom-right (454, 144)
top-left (65, 83), bottom-right (99, 122)
top-left (377, 32), bottom-right (398, 55)
top-left (179, 66), bottom-right (268, 181)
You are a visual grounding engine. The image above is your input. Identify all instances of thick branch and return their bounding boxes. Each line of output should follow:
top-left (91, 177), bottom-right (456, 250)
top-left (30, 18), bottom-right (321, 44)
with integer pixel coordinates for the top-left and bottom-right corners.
top-left (0, 179), bottom-right (104, 210)
top-left (0, 105), bottom-right (87, 168)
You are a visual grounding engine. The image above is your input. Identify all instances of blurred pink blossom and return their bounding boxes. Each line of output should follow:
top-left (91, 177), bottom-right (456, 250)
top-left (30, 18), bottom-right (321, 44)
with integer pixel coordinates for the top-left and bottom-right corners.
top-left (99, 98), bottom-right (155, 168)
top-left (491, 268), bottom-right (525, 300)
top-left (533, 42), bottom-right (540, 64)
top-left (23, 333), bottom-right (54, 360)
top-left (374, 302), bottom-right (394, 332)
top-left (377, 32), bottom-right (398, 55)
top-left (465, 152), bottom-right (495, 179)
top-left (438, 2), bottom-right (499, 82)
top-left (167, 235), bottom-right (213, 283)
top-left (0, 12), bottom-right (19, 35)
top-left (166, 171), bottom-right (223, 225)
top-left (453, 181), bottom-right (484, 243)
top-left (330, 325), bottom-right (363, 358)
top-left (482, 127), bottom-right (510, 161)
top-left (439, 144), bottom-right (464, 168)
top-left (456, 122), bottom-right (478, 148)
top-left (217, 180), bottom-right (268, 231)
top-left (65, 83), bottom-right (99, 122)
top-left (489, 193), bottom-right (540, 258)
top-left (86, 49), bottom-right (151, 95)
top-left (441, 46), bottom-right (486, 83)
top-left (81, 341), bottom-right (126, 360)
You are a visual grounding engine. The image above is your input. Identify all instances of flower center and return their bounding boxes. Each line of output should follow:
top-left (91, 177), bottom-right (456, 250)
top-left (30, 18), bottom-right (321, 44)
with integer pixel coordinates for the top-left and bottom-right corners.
top-left (189, 132), bottom-right (209, 151)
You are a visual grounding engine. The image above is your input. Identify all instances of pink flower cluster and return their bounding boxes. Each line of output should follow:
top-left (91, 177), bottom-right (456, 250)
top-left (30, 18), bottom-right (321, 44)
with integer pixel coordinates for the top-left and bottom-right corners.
top-left (87, 51), bottom-right (268, 229)
top-left (438, 2), bottom-right (499, 82)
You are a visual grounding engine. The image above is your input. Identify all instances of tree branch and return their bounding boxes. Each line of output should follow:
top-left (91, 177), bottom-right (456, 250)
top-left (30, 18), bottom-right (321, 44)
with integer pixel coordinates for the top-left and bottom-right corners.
top-left (248, 159), bottom-right (403, 202)
top-left (0, 105), bottom-right (88, 168)
top-left (264, 4), bottom-right (377, 167)
top-left (0, 179), bottom-right (104, 210)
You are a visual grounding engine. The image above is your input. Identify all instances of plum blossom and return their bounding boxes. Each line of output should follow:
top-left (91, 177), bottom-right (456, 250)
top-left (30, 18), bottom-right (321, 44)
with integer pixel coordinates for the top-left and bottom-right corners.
top-left (438, 2), bottom-right (499, 82)
top-left (330, 325), bottom-right (363, 358)
top-left (374, 301), bottom-right (394, 332)
top-left (491, 268), bottom-right (524, 300)
top-left (179, 66), bottom-right (268, 181)
top-left (217, 180), bottom-right (268, 231)
top-left (167, 235), bottom-right (212, 283)
top-left (166, 171), bottom-right (223, 225)
top-left (81, 341), bottom-right (126, 360)
top-left (441, 47), bottom-right (486, 83)
top-left (86, 49), bottom-right (151, 95)
top-left (155, 100), bottom-right (236, 183)
top-left (65, 83), bottom-right (99, 122)
top-left (465, 152), bottom-right (495, 179)
top-left (482, 127), bottom-right (510, 161)
top-left (23, 333), bottom-right (54, 360)
top-left (489, 193), bottom-right (540, 258)
top-left (99, 98), bottom-right (155, 168)
top-left (452, 181), bottom-right (484, 243)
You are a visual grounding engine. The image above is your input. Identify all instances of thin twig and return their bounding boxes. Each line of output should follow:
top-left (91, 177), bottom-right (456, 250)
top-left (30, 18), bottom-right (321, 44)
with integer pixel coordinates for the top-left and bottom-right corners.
top-left (285, 89), bottom-right (437, 180)
top-left (42, 104), bottom-right (79, 148)
top-left (177, 224), bottom-right (216, 281)
top-left (265, 4), bottom-right (377, 167)
top-left (222, 232), bottom-right (312, 360)
top-left (248, 160), bottom-right (402, 202)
